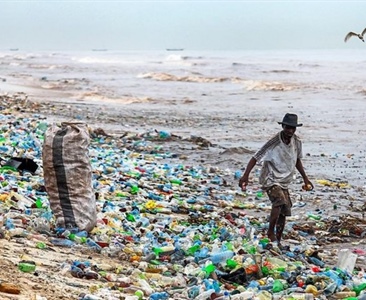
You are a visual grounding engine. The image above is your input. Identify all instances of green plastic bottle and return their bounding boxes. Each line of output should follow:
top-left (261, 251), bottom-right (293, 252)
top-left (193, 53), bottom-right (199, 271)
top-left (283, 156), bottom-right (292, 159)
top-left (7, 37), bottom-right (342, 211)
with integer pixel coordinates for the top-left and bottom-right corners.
top-left (203, 263), bottom-right (216, 276)
top-left (126, 213), bottom-right (136, 222)
top-left (130, 185), bottom-right (139, 194)
top-left (18, 261), bottom-right (36, 273)
top-left (256, 191), bottom-right (263, 198)
top-left (170, 178), bottom-right (182, 185)
top-left (226, 259), bottom-right (238, 269)
top-left (186, 244), bottom-right (200, 256)
top-left (353, 282), bottom-right (366, 296)
top-left (35, 198), bottom-right (43, 208)
top-left (272, 279), bottom-right (284, 292)
top-left (307, 214), bottom-right (321, 220)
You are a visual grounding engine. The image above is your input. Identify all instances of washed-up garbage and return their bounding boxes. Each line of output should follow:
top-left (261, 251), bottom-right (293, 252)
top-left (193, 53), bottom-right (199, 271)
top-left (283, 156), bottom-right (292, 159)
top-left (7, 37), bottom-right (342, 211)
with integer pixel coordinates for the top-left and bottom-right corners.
top-left (4, 157), bottom-right (38, 173)
top-left (337, 249), bottom-right (358, 273)
top-left (1, 95), bottom-right (366, 299)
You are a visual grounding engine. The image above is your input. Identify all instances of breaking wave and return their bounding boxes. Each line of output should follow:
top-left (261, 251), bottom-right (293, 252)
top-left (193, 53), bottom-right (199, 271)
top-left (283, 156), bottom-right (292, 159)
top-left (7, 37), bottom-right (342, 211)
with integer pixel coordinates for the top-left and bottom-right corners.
top-left (138, 72), bottom-right (230, 83)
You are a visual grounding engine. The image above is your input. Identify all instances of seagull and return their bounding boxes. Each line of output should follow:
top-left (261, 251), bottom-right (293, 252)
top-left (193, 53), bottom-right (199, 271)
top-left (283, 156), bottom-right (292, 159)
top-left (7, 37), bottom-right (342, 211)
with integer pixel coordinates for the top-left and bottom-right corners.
top-left (344, 28), bottom-right (366, 42)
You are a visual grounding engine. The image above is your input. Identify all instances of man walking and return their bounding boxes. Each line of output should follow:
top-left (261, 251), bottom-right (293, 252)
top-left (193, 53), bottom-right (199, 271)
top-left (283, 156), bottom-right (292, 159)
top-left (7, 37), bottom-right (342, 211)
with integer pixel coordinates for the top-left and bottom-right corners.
top-left (239, 113), bottom-right (313, 244)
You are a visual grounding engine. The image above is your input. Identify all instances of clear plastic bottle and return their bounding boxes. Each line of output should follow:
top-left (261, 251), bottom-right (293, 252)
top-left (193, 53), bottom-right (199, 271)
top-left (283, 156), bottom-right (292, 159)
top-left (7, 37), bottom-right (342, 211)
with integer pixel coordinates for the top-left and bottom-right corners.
top-left (50, 238), bottom-right (75, 247)
top-left (230, 291), bottom-right (255, 300)
top-left (137, 278), bottom-right (154, 296)
top-left (285, 293), bottom-right (314, 300)
top-left (194, 289), bottom-right (215, 300)
top-left (210, 250), bottom-right (235, 264)
top-left (214, 291), bottom-right (233, 300)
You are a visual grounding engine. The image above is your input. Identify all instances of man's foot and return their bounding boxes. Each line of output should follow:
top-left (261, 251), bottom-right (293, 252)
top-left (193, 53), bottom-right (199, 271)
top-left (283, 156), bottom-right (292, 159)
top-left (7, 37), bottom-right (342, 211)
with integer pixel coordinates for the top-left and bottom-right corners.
top-left (278, 244), bottom-right (290, 251)
top-left (267, 232), bottom-right (277, 242)
top-left (276, 234), bottom-right (281, 244)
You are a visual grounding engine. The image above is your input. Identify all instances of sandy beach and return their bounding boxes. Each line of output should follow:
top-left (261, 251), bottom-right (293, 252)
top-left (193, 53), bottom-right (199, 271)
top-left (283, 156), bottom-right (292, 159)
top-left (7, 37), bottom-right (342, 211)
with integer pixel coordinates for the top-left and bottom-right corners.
top-left (1, 50), bottom-right (366, 300)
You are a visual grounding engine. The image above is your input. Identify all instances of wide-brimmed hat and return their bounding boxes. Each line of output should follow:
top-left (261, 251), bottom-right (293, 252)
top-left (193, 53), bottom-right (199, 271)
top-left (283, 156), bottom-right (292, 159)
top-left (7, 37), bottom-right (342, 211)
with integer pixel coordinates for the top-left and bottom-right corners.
top-left (278, 113), bottom-right (303, 127)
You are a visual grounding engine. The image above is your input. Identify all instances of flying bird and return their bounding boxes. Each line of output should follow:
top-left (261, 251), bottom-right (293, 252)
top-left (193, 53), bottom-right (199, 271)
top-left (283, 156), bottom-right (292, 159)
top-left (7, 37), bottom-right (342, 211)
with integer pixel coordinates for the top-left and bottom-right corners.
top-left (344, 28), bottom-right (366, 42)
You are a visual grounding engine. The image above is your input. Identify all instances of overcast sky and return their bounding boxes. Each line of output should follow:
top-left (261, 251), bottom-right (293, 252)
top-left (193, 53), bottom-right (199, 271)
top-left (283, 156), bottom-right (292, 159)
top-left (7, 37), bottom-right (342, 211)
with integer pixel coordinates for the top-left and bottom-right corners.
top-left (1, 0), bottom-right (365, 51)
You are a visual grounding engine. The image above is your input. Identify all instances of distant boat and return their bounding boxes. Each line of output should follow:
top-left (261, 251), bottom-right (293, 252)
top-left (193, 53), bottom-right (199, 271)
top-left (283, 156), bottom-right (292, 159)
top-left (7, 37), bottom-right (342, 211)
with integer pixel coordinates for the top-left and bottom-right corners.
top-left (9, 48), bottom-right (19, 51)
top-left (92, 49), bottom-right (108, 52)
top-left (166, 48), bottom-right (184, 51)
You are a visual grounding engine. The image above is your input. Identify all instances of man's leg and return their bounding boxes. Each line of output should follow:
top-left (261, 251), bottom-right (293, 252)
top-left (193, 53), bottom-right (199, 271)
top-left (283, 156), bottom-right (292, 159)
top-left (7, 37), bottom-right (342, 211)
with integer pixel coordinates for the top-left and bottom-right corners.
top-left (267, 205), bottom-right (281, 242)
top-left (276, 214), bottom-right (286, 244)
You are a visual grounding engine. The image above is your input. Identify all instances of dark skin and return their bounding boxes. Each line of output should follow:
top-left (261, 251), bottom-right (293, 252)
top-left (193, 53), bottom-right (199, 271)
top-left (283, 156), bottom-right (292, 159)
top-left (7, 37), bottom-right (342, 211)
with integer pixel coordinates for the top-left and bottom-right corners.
top-left (239, 125), bottom-right (313, 243)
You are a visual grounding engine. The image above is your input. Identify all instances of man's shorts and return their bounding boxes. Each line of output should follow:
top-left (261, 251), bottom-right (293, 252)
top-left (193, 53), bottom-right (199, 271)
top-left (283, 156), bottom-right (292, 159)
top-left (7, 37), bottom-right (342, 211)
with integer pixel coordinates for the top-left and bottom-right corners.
top-left (266, 185), bottom-right (292, 216)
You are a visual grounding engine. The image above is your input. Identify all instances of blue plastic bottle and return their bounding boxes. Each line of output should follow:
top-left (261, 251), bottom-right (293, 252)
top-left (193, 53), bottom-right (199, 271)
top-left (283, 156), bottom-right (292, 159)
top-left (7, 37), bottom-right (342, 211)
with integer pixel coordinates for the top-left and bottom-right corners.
top-left (86, 238), bottom-right (102, 252)
top-left (50, 238), bottom-right (75, 247)
top-left (308, 256), bottom-right (325, 267)
top-left (149, 292), bottom-right (169, 300)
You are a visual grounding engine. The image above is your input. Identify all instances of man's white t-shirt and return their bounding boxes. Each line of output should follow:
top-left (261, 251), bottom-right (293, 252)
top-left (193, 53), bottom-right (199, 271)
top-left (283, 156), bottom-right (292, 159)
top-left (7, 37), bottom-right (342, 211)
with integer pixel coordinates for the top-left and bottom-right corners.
top-left (253, 132), bottom-right (302, 190)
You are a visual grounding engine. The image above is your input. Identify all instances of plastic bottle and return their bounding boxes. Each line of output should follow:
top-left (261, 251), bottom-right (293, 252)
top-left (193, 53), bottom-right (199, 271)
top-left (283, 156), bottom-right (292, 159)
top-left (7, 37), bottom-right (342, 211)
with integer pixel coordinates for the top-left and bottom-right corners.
top-left (18, 261), bottom-right (36, 272)
top-left (359, 293), bottom-right (366, 300)
top-left (130, 185), bottom-right (139, 194)
top-left (152, 245), bottom-right (175, 256)
top-left (307, 214), bottom-right (321, 221)
top-left (308, 256), bottom-right (325, 267)
top-left (149, 292), bottom-right (169, 300)
top-left (70, 265), bottom-right (85, 278)
top-left (134, 290), bottom-right (144, 300)
top-left (187, 286), bottom-right (200, 299)
top-left (353, 282), bottom-right (366, 296)
top-left (272, 279), bottom-right (285, 292)
top-left (324, 281), bottom-right (338, 295)
top-left (230, 291), bottom-right (255, 299)
top-left (194, 289), bottom-right (215, 300)
top-left (286, 293), bottom-right (314, 300)
top-left (332, 291), bottom-right (356, 298)
top-left (50, 238), bottom-right (75, 247)
top-left (68, 233), bottom-right (87, 244)
top-left (196, 247), bottom-right (209, 259)
top-left (84, 271), bottom-right (99, 280)
top-left (210, 250), bottom-right (235, 264)
top-left (86, 238), bottom-right (102, 252)
top-left (136, 217), bottom-right (150, 227)
top-left (137, 278), bottom-right (154, 295)
top-left (79, 294), bottom-right (102, 300)
top-left (186, 244), bottom-right (200, 256)
top-left (203, 263), bottom-right (216, 276)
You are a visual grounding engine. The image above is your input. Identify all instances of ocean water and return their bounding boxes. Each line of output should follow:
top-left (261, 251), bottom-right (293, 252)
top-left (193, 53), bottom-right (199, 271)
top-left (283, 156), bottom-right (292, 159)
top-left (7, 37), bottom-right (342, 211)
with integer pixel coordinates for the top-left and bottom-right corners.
top-left (0, 49), bottom-right (366, 146)
top-left (1, 49), bottom-right (366, 107)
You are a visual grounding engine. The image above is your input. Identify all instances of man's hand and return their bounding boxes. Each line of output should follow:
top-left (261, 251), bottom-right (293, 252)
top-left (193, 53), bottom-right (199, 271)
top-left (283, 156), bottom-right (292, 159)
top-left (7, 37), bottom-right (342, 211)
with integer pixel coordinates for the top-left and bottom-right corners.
top-left (302, 178), bottom-right (314, 191)
top-left (238, 175), bottom-right (249, 191)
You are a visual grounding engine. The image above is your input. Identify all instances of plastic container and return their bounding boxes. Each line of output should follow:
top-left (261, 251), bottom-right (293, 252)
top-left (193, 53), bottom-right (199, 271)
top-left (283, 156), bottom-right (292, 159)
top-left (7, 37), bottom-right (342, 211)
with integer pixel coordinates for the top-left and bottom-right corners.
top-left (50, 238), bottom-right (75, 247)
top-left (210, 250), bottom-right (235, 264)
top-left (149, 292), bottom-right (169, 300)
top-left (18, 261), bottom-right (36, 273)
top-left (354, 282), bottom-right (366, 296)
top-left (272, 279), bottom-right (285, 292)
top-left (285, 293), bottom-right (314, 300)
top-left (230, 291), bottom-right (255, 299)
top-left (332, 291), bottom-right (356, 298)
top-left (194, 289), bottom-right (215, 300)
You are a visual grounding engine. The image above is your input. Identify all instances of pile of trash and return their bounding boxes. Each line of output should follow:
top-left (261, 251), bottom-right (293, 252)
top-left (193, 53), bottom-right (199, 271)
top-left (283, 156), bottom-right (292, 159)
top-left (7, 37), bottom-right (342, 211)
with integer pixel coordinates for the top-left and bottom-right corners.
top-left (0, 96), bottom-right (366, 300)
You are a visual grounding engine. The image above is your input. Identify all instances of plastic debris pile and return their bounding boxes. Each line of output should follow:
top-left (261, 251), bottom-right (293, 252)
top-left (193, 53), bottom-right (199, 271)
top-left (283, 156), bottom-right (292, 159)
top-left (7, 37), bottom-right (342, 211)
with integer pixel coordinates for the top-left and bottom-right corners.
top-left (0, 95), bottom-right (366, 299)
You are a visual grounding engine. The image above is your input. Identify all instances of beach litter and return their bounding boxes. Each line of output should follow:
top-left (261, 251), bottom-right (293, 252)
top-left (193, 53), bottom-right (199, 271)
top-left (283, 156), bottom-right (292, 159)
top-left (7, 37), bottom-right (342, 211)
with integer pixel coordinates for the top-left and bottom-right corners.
top-left (0, 94), bottom-right (366, 299)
